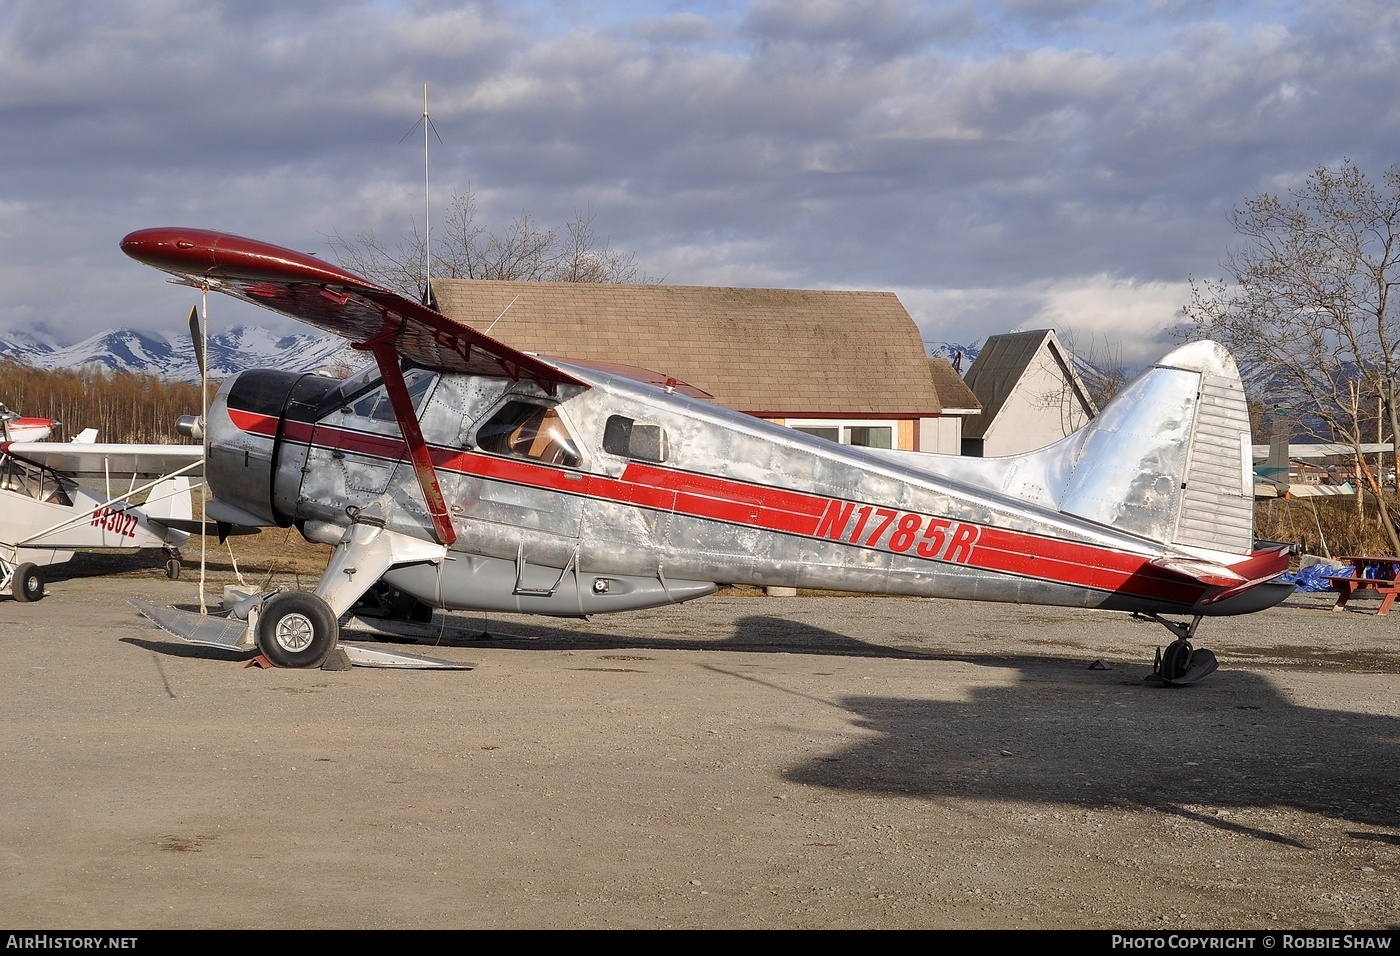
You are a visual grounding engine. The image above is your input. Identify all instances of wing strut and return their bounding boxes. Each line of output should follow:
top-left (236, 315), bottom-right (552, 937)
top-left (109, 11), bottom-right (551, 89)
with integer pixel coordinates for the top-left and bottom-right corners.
top-left (364, 343), bottom-right (458, 546)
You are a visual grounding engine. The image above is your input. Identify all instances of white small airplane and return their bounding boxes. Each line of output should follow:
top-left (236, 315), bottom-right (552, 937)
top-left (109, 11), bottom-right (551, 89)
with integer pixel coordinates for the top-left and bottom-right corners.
top-left (120, 227), bottom-right (1295, 683)
top-left (0, 436), bottom-right (203, 600)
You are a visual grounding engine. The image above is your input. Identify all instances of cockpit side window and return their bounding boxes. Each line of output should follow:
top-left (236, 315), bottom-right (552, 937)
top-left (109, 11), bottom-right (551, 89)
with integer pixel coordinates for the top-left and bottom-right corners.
top-left (476, 400), bottom-right (582, 468)
top-left (0, 457), bottom-right (73, 506)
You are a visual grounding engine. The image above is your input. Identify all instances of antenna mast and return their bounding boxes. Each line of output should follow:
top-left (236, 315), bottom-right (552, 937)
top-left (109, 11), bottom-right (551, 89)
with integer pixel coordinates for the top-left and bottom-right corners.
top-left (422, 83), bottom-right (431, 302)
top-left (401, 83), bottom-right (444, 306)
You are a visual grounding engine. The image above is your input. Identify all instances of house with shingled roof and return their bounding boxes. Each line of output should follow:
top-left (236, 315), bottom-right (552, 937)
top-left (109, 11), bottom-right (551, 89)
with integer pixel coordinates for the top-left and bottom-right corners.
top-left (430, 279), bottom-right (980, 454)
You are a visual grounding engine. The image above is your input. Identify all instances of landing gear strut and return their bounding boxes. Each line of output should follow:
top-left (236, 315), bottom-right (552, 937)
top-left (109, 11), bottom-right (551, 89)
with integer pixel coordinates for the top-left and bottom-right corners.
top-left (1135, 613), bottom-right (1219, 686)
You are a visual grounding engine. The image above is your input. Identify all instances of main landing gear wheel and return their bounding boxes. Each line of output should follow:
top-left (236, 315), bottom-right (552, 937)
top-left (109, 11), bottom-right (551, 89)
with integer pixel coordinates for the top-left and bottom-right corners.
top-left (256, 591), bottom-right (338, 668)
top-left (12, 563), bottom-right (43, 602)
top-left (165, 558), bottom-right (181, 580)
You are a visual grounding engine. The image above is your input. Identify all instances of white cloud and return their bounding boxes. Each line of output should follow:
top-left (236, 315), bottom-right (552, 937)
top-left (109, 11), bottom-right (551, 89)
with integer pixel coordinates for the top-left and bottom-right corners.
top-left (895, 274), bottom-right (1188, 365)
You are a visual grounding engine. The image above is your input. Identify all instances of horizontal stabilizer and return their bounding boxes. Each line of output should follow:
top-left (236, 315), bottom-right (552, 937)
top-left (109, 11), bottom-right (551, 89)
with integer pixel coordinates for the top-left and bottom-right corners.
top-left (1150, 556), bottom-right (1246, 588)
top-left (155, 518), bottom-right (260, 537)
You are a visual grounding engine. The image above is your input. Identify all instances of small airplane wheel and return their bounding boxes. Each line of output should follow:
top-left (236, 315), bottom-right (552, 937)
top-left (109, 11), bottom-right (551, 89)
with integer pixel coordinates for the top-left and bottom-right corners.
top-left (1158, 639), bottom-right (1193, 682)
top-left (165, 558), bottom-right (181, 580)
top-left (12, 563), bottom-right (44, 603)
top-left (256, 591), bottom-right (338, 668)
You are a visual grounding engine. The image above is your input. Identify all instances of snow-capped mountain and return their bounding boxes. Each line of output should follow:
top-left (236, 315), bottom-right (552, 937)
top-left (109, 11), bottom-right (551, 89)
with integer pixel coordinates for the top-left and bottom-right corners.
top-left (0, 325), bottom-right (366, 382)
top-left (924, 341), bottom-right (980, 373)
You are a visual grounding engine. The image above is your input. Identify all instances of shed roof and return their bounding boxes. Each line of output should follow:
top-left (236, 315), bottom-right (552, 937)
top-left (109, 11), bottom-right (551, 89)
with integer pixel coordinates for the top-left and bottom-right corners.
top-left (927, 357), bottom-right (981, 414)
top-left (961, 329), bottom-right (1094, 440)
top-left (431, 279), bottom-right (943, 417)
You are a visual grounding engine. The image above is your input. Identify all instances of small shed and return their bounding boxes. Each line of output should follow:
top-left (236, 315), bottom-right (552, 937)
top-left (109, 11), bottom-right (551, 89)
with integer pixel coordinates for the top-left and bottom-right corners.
top-left (960, 329), bottom-right (1097, 457)
top-left (432, 279), bottom-right (978, 453)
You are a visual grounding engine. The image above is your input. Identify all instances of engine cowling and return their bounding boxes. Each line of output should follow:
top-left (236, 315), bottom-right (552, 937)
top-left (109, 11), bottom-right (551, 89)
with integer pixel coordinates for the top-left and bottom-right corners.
top-left (205, 369), bottom-right (340, 529)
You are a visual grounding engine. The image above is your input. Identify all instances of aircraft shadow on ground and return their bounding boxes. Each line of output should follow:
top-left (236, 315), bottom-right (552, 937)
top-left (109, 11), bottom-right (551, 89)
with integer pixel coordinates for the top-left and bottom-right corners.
top-left (411, 609), bottom-right (1400, 838)
top-left (781, 670), bottom-right (1400, 840)
top-left (121, 604), bottom-right (1399, 838)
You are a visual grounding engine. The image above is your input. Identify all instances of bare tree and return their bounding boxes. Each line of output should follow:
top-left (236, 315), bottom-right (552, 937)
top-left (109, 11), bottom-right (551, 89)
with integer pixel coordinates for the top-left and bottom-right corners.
top-left (1179, 159), bottom-right (1400, 551)
top-left (325, 188), bottom-right (650, 299)
top-left (1034, 331), bottom-right (1131, 434)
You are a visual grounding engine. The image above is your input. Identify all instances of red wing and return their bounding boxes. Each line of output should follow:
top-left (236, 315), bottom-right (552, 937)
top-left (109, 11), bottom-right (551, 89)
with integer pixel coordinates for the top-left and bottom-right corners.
top-left (120, 228), bottom-right (585, 394)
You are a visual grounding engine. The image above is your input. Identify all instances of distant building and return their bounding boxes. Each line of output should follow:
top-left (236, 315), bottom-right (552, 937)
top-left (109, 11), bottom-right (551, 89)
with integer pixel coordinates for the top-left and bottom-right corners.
top-left (960, 329), bottom-right (1097, 457)
top-left (432, 279), bottom-right (980, 453)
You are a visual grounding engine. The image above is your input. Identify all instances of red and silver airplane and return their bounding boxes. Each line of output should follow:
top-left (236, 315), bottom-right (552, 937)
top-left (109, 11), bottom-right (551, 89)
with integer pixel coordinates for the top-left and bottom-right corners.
top-left (0, 405), bottom-right (61, 442)
top-left (120, 227), bottom-right (1293, 681)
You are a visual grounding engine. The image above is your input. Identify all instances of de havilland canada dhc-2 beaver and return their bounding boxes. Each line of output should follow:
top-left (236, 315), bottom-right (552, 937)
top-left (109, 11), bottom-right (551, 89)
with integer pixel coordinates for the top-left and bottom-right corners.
top-left (119, 226), bottom-right (1293, 681)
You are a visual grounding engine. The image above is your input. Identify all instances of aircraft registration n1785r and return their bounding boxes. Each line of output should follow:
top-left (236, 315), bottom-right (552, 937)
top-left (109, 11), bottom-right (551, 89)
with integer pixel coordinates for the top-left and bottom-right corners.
top-left (120, 227), bottom-right (1293, 682)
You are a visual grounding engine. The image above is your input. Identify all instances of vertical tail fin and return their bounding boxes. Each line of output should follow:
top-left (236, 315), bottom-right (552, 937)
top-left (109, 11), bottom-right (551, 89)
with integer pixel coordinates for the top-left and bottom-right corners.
top-left (1058, 340), bottom-right (1255, 554)
top-left (943, 341), bottom-right (1257, 556)
top-left (141, 476), bottom-right (195, 523)
top-left (1254, 411), bottom-right (1291, 498)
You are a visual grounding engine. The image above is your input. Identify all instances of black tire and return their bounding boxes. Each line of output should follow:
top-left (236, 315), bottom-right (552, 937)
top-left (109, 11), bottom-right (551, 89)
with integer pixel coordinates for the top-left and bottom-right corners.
top-left (1159, 639), bottom-right (1193, 682)
top-left (165, 558), bottom-right (181, 581)
top-left (12, 563), bottom-right (43, 603)
top-left (256, 591), bottom-right (338, 668)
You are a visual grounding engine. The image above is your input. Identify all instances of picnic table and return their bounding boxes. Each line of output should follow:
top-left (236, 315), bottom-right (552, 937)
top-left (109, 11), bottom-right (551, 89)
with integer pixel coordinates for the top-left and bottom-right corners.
top-left (1328, 556), bottom-right (1400, 615)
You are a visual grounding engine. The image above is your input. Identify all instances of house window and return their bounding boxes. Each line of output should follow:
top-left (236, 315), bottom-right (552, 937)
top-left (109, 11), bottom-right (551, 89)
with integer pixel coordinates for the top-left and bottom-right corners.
top-left (793, 421), bottom-right (894, 449)
top-left (846, 426), bottom-right (893, 449)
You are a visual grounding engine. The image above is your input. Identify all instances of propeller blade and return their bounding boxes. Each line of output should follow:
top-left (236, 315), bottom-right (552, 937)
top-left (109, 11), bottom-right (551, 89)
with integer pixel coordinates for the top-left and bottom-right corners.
top-left (188, 305), bottom-right (206, 378)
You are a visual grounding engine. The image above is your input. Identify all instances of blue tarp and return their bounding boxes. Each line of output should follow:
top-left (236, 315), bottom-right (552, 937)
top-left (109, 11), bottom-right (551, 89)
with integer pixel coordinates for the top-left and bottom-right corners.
top-left (1278, 562), bottom-right (1353, 591)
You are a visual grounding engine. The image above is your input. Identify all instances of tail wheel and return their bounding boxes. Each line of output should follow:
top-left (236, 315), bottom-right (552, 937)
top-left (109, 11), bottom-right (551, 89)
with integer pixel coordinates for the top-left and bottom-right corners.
top-left (256, 591), bottom-right (338, 668)
top-left (13, 563), bottom-right (44, 603)
top-left (1158, 639), bottom-right (1194, 682)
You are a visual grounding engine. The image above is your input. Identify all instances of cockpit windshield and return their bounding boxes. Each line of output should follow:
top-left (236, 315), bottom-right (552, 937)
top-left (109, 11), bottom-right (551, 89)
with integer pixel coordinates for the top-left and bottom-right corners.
top-left (320, 366), bottom-right (437, 422)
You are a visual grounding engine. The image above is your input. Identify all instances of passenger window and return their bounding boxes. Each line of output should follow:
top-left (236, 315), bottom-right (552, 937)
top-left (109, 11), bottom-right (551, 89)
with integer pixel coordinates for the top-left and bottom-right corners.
top-left (477, 401), bottom-right (582, 468)
top-left (603, 415), bottom-right (668, 463)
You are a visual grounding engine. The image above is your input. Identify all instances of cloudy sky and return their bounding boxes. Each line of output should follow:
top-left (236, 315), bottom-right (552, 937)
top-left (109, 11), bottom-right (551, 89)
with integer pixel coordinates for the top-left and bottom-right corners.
top-left (2, 0), bottom-right (1397, 364)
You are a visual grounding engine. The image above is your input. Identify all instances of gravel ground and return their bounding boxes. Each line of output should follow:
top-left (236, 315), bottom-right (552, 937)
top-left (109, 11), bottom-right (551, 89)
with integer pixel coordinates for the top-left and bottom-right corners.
top-left (0, 554), bottom-right (1396, 929)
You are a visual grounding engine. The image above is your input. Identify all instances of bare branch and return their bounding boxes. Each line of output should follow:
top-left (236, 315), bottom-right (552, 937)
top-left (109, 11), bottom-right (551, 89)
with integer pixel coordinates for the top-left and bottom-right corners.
top-left (1178, 159), bottom-right (1400, 549)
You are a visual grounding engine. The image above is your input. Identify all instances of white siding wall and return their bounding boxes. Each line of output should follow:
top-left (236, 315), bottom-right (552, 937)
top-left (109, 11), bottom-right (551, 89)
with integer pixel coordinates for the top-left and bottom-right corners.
top-left (918, 416), bottom-right (964, 455)
top-left (983, 350), bottom-right (1091, 456)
